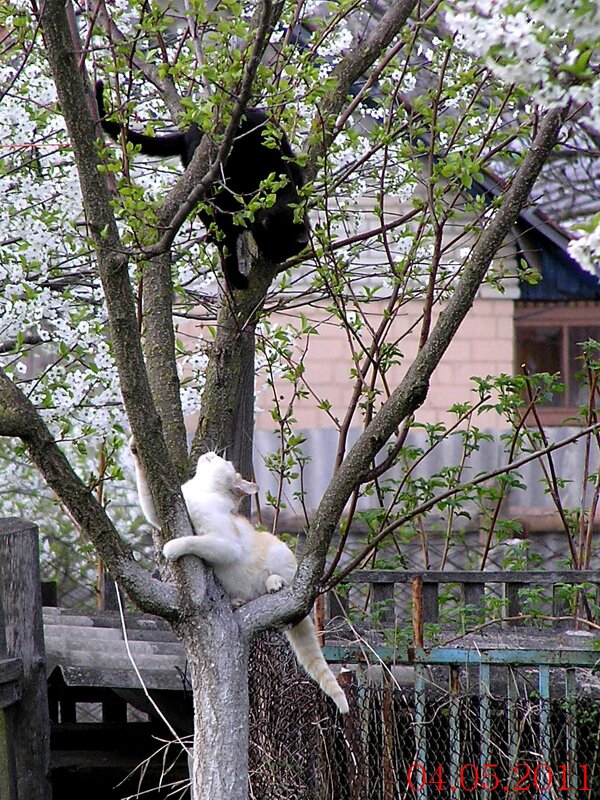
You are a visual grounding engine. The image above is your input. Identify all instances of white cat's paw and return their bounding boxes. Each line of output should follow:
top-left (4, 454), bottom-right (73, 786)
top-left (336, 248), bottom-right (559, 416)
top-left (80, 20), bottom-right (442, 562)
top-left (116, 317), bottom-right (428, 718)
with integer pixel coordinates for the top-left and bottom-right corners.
top-left (266, 574), bottom-right (285, 593)
top-left (163, 539), bottom-right (188, 562)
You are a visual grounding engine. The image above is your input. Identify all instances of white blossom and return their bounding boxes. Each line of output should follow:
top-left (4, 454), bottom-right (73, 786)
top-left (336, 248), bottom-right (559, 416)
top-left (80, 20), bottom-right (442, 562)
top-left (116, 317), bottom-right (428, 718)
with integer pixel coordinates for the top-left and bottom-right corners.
top-left (446, 0), bottom-right (600, 115)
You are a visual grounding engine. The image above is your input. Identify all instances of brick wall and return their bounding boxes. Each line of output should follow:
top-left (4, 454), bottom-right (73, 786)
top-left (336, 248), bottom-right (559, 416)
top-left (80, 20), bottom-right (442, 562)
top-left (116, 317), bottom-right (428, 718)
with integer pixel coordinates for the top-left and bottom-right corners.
top-left (255, 292), bottom-right (516, 432)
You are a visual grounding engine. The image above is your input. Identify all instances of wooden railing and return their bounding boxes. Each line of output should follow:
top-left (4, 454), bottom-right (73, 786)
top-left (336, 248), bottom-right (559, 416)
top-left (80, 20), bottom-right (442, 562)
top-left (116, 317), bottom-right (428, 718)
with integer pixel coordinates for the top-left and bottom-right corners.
top-left (327, 569), bottom-right (600, 632)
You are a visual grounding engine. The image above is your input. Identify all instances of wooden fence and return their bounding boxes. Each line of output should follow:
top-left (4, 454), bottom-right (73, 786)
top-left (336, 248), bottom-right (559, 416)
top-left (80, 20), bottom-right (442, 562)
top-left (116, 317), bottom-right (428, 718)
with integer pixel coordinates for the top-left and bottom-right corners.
top-left (327, 568), bottom-right (600, 634)
top-left (322, 570), bottom-right (600, 800)
top-left (1, 514), bottom-right (598, 800)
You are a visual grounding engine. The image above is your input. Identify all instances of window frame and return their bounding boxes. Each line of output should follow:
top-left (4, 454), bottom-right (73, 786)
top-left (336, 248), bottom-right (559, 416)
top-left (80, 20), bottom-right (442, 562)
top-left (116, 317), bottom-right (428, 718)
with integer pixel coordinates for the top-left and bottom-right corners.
top-left (514, 301), bottom-right (600, 425)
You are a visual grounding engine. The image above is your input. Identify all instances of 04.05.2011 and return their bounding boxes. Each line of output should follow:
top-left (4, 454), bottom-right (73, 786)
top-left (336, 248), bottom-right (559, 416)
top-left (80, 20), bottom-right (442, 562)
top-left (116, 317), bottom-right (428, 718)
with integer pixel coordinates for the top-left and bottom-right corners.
top-left (407, 762), bottom-right (591, 792)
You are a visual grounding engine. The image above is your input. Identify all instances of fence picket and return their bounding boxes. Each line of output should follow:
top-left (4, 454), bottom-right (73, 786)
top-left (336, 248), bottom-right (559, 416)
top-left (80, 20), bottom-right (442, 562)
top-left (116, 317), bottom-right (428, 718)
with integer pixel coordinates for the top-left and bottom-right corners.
top-left (538, 665), bottom-right (551, 800)
top-left (565, 668), bottom-right (578, 800)
top-left (448, 665), bottom-right (461, 798)
top-left (414, 665), bottom-right (428, 799)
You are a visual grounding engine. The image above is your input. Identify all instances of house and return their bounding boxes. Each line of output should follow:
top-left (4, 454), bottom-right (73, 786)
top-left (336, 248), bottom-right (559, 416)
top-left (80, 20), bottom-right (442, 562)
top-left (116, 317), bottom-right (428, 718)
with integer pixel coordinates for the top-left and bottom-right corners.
top-left (220, 182), bottom-right (600, 570)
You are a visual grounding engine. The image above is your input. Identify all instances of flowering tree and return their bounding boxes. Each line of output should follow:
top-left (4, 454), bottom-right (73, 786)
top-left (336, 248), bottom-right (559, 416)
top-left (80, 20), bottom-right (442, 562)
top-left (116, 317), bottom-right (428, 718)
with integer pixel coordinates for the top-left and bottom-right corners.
top-left (1, 1), bottom-right (600, 797)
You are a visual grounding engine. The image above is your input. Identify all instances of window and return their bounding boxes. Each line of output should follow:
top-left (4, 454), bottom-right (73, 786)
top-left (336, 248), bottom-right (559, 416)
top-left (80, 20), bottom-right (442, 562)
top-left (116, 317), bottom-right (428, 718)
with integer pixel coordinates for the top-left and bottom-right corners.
top-left (514, 302), bottom-right (600, 424)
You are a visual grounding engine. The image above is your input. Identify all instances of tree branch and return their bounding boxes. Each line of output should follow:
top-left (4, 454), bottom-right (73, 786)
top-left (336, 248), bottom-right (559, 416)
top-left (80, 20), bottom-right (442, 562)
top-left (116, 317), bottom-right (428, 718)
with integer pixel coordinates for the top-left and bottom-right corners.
top-left (39, 0), bottom-right (292, 621)
top-left (189, 254), bottom-right (280, 485)
top-left (304, 0), bottom-right (420, 181)
top-left (330, 421), bottom-right (600, 585)
top-left (238, 104), bottom-right (567, 638)
top-left (0, 334), bottom-right (44, 354)
top-left (97, 3), bottom-right (186, 124)
top-left (0, 368), bottom-right (177, 618)
top-left (144, 0), bottom-right (284, 257)
top-left (92, 8), bottom-right (190, 475)
top-left (141, 249), bottom-right (189, 480)
top-left (40, 0), bottom-right (192, 541)
top-left (138, 0), bottom-right (283, 477)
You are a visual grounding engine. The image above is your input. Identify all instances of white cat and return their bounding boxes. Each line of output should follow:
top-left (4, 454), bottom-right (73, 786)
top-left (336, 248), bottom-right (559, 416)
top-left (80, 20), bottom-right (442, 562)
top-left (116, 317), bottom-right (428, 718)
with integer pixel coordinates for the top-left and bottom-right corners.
top-left (130, 442), bottom-right (349, 714)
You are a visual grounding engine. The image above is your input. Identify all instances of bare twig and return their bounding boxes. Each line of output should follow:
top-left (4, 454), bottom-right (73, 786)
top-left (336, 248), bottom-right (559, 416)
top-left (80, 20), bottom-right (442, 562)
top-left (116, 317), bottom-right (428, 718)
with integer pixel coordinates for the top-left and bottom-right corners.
top-left (326, 423), bottom-right (600, 589)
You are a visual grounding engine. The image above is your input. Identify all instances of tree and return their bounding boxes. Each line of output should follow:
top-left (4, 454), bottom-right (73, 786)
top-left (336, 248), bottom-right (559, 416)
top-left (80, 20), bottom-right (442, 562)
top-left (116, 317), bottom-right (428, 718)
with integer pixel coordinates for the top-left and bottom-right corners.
top-left (1, 1), bottom-right (599, 798)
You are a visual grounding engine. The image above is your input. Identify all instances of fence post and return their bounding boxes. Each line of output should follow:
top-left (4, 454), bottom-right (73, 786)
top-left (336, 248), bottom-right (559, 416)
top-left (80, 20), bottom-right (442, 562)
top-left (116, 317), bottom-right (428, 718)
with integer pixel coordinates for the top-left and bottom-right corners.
top-left (0, 518), bottom-right (51, 800)
top-left (0, 569), bottom-right (18, 800)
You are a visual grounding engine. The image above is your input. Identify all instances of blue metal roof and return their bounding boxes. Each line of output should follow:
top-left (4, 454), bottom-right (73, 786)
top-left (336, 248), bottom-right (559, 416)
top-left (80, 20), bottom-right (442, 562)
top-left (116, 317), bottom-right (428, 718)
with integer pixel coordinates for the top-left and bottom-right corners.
top-left (471, 174), bottom-right (600, 301)
top-left (518, 235), bottom-right (600, 301)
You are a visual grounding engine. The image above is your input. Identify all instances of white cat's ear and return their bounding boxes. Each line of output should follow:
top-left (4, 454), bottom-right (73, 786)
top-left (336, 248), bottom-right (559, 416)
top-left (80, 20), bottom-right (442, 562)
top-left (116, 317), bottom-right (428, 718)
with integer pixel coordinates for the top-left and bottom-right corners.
top-left (233, 473), bottom-right (259, 497)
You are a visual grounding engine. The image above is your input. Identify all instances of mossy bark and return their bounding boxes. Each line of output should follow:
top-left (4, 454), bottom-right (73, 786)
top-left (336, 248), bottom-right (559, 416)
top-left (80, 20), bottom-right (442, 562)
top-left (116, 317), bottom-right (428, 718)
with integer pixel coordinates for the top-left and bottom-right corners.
top-left (190, 250), bottom-right (278, 491)
top-left (174, 576), bottom-right (249, 800)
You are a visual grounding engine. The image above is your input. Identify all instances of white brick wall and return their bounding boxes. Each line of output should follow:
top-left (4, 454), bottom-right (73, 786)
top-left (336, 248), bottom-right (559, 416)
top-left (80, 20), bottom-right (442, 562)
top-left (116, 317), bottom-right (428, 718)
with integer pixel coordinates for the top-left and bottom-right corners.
top-left (255, 294), bottom-right (515, 432)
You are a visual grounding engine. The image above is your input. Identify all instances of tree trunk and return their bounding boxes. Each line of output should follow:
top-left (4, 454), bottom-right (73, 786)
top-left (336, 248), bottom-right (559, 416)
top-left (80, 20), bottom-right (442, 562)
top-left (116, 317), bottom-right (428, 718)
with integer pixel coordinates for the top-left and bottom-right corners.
top-left (190, 247), bottom-right (278, 513)
top-left (175, 589), bottom-right (249, 800)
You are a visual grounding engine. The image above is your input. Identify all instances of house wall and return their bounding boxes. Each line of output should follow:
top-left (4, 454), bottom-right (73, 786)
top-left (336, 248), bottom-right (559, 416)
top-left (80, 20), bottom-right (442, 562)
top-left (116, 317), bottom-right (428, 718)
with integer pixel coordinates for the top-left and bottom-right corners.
top-left (180, 255), bottom-right (600, 526)
top-left (249, 186), bottom-right (521, 434)
top-left (255, 290), bottom-right (517, 434)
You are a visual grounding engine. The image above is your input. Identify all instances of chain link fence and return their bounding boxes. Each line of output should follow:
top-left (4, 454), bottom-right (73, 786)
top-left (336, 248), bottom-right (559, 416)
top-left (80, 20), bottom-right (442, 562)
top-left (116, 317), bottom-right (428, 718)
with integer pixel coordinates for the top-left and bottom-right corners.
top-left (46, 626), bottom-right (599, 799)
top-left (248, 634), bottom-right (600, 800)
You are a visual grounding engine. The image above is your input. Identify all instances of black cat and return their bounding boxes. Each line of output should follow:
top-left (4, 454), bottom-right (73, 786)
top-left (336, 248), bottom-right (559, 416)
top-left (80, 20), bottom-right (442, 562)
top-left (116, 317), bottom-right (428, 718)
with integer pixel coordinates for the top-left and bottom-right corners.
top-left (95, 81), bottom-right (309, 290)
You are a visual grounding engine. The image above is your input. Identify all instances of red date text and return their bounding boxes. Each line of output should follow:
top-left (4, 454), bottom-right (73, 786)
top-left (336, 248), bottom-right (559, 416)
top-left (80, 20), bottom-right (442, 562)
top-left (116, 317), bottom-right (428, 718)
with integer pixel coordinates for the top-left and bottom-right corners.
top-left (406, 763), bottom-right (591, 792)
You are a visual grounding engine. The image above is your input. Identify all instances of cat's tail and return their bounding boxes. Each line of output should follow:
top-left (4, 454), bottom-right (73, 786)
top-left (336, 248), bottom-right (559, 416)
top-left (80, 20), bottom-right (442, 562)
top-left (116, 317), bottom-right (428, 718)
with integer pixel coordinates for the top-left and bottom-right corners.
top-left (285, 617), bottom-right (349, 714)
top-left (95, 80), bottom-right (187, 160)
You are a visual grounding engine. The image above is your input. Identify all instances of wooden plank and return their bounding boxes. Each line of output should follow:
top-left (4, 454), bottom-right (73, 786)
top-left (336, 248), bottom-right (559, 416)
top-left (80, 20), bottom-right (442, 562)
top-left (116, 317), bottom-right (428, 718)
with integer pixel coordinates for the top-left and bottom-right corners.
top-left (552, 584), bottom-right (573, 629)
top-left (51, 664), bottom-right (189, 692)
top-left (0, 518), bottom-right (51, 800)
top-left (506, 667), bottom-right (519, 793)
top-left (314, 594), bottom-right (325, 645)
top-left (424, 649), bottom-right (600, 667)
top-left (413, 666), bottom-right (428, 799)
top-left (565, 669), bottom-right (578, 799)
top-left (322, 645), bottom-right (600, 667)
top-left (412, 577), bottom-right (423, 647)
top-left (0, 660), bottom-right (22, 686)
top-left (371, 582), bottom-right (395, 628)
top-left (0, 709), bottom-right (17, 800)
top-left (0, 545), bottom-right (19, 800)
top-left (422, 582), bottom-right (439, 623)
top-left (479, 664), bottom-right (491, 775)
top-left (462, 582), bottom-right (485, 614)
top-left (448, 666), bottom-right (461, 794)
top-left (98, 571), bottom-right (119, 612)
top-left (328, 589), bottom-right (350, 621)
top-left (538, 666), bottom-right (551, 800)
top-left (0, 659), bottom-right (22, 711)
top-left (504, 582), bottom-right (524, 624)
top-left (0, 681), bottom-right (20, 711)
